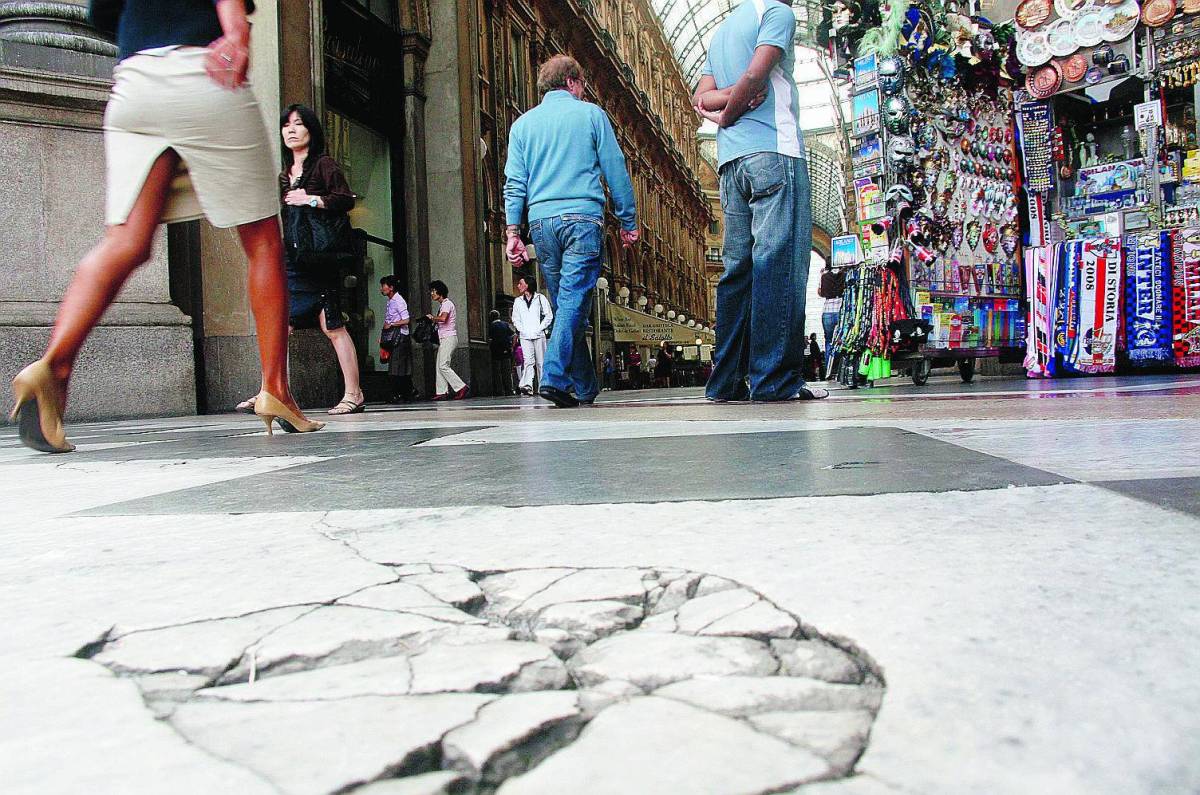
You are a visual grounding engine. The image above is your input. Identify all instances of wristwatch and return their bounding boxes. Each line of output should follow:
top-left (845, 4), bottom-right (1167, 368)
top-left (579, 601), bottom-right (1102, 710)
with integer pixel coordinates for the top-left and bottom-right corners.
top-left (307, 197), bottom-right (319, 208)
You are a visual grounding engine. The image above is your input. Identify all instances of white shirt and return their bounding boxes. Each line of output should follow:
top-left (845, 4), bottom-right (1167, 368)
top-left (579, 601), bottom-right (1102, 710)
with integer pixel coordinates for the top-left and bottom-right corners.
top-left (511, 292), bottom-right (553, 340)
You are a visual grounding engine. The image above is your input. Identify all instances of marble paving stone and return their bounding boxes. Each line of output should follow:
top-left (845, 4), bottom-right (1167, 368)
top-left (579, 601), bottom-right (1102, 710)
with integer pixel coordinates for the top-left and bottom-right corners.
top-left (653, 676), bottom-right (884, 717)
top-left (77, 428), bottom-right (1071, 515)
top-left (1093, 476), bottom-right (1200, 518)
top-left (700, 598), bottom-right (800, 639)
top-left (336, 581), bottom-right (450, 612)
top-left (507, 567), bottom-right (649, 620)
top-left (170, 694), bottom-right (494, 795)
top-left (569, 632), bottom-right (779, 691)
top-left (672, 587), bottom-right (762, 633)
top-left (220, 606), bottom-right (511, 683)
top-left (93, 606), bottom-right (314, 678)
top-left (771, 640), bottom-right (866, 685)
top-left (530, 599), bottom-right (643, 644)
top-left (441, 691), bottom-right (584, 783)
top-left (749, 710), bottom-right (876, 775)
top-left (478, 568), bottom-right (577, 620)
top-left (399, 571), bottom-right (485, 610)
top-left (495, 696), bottom-right (831, 794)
top-left (195, 657), bottom-right (413, 702)
top-left (407, 640), bottom-right (569, 694)
top-left (351, 772), bottom-right (469, 795)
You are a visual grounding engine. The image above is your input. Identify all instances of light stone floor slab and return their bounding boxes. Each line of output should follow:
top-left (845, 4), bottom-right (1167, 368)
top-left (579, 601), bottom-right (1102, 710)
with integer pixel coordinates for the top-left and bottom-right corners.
top-left (3, 375), bottom-right (1199, 794)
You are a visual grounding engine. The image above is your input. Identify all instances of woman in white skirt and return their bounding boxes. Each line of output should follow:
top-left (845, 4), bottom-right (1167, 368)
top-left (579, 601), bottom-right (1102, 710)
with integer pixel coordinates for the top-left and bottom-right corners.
top-left (9, 0), bottom-right (322, 453)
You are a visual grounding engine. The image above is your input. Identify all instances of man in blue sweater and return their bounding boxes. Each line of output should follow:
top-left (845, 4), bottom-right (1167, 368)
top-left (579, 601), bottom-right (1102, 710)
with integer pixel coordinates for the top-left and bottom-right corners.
top-left (504, 55), bottom-right (639, 408)
top-left (694, 0), bottom-right (827, 401)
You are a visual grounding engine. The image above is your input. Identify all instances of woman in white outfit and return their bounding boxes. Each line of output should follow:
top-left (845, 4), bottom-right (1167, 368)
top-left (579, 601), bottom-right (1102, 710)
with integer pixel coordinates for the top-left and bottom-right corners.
top-left (510, 274), bottom-right (553, 396)
top-left (428, 280), bottom-right (468, 400)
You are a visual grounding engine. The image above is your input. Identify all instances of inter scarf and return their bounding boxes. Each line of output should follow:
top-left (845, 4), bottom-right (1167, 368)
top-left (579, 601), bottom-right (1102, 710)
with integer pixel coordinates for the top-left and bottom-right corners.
top-left (1055, 240), bottom-right (1082, 367)
top-left (1068, 237), bottom-right (1122, 374)
top-left (1172, 227), bottom-right (1200, 367)
top-left (1024, 246), bottom-right (1057, 377)
top-left (1123, 232), bottom-right (1173, 365)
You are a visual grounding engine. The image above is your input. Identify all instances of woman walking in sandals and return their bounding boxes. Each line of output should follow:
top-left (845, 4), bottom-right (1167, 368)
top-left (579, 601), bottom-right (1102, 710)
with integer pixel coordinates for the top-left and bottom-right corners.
top-left (9, 0), bottom-right (323, 453)
top-left (237, 104), bottom-right (364, 417)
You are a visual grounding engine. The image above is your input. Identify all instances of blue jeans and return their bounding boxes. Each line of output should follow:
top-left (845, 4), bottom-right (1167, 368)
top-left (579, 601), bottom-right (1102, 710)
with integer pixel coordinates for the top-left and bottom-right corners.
top-left (706, 151), bottom-right (812, 401)
top-left (531, 214), bottom-right (602, 400)
top-left (822, 311), bottom-right (839, 378)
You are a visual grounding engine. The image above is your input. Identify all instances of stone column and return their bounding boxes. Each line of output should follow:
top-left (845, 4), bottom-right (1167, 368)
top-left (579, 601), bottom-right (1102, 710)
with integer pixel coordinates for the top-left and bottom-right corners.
top-left (399, 32), bottom-right (434, 395)
top-left (0, 1), bottom-right (195, 420)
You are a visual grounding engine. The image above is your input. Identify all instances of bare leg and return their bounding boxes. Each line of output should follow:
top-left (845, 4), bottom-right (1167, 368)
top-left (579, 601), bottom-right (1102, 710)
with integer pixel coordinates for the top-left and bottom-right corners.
top-left (43, 150), bottom-right (180, 388)
top-left (319, 311), bottom-right (362, 403)
top-left (235, 216), bottom-right (303, 413)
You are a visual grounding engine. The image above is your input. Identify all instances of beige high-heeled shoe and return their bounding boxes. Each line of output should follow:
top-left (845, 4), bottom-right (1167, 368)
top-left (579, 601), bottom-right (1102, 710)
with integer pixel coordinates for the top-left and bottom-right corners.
top-left (10, 360), bottom-right (75, 453)
top-left (253, 391), bottom-right (325, 435)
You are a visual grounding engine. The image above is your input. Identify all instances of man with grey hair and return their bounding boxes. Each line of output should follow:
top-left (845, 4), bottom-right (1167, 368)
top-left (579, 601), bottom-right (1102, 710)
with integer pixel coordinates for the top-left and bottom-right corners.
top-left (504, 54), bottom-right (639, 408)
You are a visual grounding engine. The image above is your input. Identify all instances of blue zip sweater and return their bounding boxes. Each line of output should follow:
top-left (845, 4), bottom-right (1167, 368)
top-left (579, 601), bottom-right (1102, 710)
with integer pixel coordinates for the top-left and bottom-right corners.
top-left (504, 90), bottom-right (637, 231)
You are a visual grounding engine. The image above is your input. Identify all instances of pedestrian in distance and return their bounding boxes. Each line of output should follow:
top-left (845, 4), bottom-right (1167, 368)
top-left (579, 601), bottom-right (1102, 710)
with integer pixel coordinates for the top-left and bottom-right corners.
top-left (655, 340), bottom-right (675, 388)
top-left (629, 348), bottom-right (643, 389)
top-left (806, 332), bottom-right (822, 383)
top-left (503, 54), bottom-right (639, 408)
top-left (488, 310), bottom-right (517, 397)
top-left (427, 280), bottom-right (469, 401)
top-left (510, 274), bottom-right (553, 396)
top-left (694, 0), bottom-right (828, 402)
top-left (10, 0), bottom-right (322, 453)
top-left (236, 103), bottom-right (364, 416)
top-left (379, 276), bottom-right (417, 403)
top-left (603, 351), bottom-right (615, 391)
top-left (818, 262), bottom-right (845, 380)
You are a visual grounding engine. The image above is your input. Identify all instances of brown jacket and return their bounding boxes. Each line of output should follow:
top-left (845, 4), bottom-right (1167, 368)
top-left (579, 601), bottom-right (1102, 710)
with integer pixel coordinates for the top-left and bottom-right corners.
top-left (280, 154), bottom-right (355, 214)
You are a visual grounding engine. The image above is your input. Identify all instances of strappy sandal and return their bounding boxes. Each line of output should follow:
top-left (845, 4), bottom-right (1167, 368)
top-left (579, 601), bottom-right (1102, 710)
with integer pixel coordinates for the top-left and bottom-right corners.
top-left (327, 398), bottom-right (366, 415)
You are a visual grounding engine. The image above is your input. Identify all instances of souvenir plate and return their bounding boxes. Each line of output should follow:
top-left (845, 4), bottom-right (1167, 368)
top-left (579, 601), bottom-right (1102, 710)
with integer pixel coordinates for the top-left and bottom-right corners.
top-left (1017, 0), bottom-right (1054, 28)
top-left (1062, 52), bottom-right (1090, 81)
top-left (1184, 0), bottom-right (1200, 14)
top-left (1072, 9), bottom-right (1107, 45)
top-left (1101, 0), bottom-right (1141, 39)
top-left (1027, 60), bottom-right (1064, 97)
top-left (1017, 31), bottom-right (1054, 65)
top-left (1141, 0), bottom-right (1176, 24)
top-left (1056, 0), bottom-right (1093, 15)
top-left (1047, 18), bottom-right (1079, 54)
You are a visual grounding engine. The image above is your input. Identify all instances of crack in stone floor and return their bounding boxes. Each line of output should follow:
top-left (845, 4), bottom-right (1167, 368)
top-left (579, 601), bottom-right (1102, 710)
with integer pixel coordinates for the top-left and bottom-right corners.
top-left (78, 565), bottom-right (886, 794)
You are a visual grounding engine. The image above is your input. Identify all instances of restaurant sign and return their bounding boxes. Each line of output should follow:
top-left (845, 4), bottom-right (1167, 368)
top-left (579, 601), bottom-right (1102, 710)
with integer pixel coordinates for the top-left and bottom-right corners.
top-left (609, 304), bottom-right (714, 345)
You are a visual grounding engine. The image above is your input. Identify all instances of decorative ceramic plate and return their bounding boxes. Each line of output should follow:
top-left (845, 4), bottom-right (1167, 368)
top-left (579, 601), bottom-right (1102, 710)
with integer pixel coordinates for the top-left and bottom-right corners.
top-left (1017, 0), bottom-right (1054, 28)
top-left (1072, 9), bottom-right (1107, 45)
top-left (1184, 0), bottom-right (1200, 14)
top-left (1027, 60), bottom-right (1064, 98)
top-left (1047, 18), bottom-right (1079, 54)
top-left (1056, 0), bottom-right (1093, 16)
top-left (1062, 52), bottom-right (1090, 81)
top-left (1142, 0), bottom-right (1176, 25)
top-left (1101, 0), bottom-right (1141, 39)
top-left (1017, 31), bottom-right (1054, 65)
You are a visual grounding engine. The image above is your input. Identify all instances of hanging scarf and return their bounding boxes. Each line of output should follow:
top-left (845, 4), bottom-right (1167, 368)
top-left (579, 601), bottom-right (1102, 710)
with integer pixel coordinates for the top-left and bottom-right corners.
top-left (1123, 232), bottom-right (1173, 366)
top-left (1067, 237), bottom-right (1122, 374)
top-left (1024, 246), bottom-right (1057, 377)
top-left (1171, 227), bottom-right (1200, 367)
top-left (1055, 240), bottom-right (1082, 367)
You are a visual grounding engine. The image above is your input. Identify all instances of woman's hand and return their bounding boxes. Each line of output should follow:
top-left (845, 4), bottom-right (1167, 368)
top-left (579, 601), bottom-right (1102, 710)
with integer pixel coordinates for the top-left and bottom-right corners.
top-left (205, 34), bottom-right (250, 90)
top-left (284, 189), bottom-right (318, 207)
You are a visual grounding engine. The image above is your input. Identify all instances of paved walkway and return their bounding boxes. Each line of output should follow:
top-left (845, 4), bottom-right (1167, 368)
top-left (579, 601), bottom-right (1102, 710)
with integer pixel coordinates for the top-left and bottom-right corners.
top-left (3, 374), bottom-right (1199, 794)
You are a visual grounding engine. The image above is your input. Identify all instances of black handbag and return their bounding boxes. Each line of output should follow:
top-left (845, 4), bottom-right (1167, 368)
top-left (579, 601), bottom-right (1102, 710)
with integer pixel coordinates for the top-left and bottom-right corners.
top-left (283, 204), bottom-right (356, 273)
top-left (412, 317), bottom-right (440, 347)
top-left (380, 326), bottom-right (404, 351)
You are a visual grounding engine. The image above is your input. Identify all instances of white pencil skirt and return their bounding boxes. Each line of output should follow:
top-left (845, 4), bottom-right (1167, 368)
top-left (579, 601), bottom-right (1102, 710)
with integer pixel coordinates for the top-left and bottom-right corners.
top-left (103, 47), bottom-right (279, 229)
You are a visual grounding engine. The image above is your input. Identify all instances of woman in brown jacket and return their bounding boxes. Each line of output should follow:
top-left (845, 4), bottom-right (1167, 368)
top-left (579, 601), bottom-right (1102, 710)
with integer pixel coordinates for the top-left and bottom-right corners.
top-left (237, 104), bottom-right (364, 415)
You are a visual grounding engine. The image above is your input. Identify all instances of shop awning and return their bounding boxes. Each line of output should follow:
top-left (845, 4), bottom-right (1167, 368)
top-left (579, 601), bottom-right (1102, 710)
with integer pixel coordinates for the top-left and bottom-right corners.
top-left (609, 304), bottom-right (715, 346)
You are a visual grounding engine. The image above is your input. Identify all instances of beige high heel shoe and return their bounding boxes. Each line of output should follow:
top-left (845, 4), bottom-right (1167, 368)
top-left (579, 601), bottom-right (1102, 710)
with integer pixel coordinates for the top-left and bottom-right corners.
top-left (253, 391), bottom-right (325, 435)
top-left (10, 360), bottom-right (75, 453)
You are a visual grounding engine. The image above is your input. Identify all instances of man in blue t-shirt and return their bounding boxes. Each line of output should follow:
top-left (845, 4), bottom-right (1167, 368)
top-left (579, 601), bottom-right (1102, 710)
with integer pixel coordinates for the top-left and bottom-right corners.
top-left (694, 0), bottom-right (826, 402)
top-left (504, 55), bottom-right (640, 408)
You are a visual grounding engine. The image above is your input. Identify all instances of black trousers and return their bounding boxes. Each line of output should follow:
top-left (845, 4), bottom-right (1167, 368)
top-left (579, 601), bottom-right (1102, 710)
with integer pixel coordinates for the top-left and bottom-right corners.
top-left (492, 355), bottom-right (515, 396)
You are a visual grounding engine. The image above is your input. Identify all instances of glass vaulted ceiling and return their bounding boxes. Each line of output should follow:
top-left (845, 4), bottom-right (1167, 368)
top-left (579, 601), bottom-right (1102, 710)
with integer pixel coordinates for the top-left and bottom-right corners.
top-left (650, 0), bottom-right (849, 236)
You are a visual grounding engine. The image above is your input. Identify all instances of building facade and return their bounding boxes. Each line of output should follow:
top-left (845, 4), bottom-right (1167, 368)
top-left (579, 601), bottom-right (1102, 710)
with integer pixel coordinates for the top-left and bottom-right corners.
top-left (0, 0), bottom-right (713, 419)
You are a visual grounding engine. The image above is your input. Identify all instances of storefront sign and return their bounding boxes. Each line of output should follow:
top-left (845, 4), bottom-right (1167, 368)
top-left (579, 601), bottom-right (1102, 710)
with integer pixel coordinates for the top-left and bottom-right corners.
top-left (1134, 100), bottom-right (1163, 130)
top-left (609, 304), bottom-right (714, 346)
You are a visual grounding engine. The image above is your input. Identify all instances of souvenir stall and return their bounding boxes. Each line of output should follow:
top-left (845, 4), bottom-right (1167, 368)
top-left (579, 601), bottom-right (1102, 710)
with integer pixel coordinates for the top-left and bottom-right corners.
top-left (830, 0), bottom-right (1027, 386)
top-left (1013, 0), bottom-right (1200, 374)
